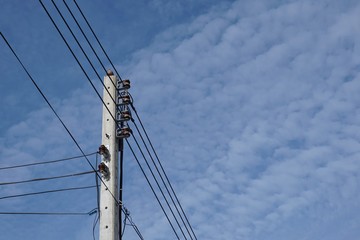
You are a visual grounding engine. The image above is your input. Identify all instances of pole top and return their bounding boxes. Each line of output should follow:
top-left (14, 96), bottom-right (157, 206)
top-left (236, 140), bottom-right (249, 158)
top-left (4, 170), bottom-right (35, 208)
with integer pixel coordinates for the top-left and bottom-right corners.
top-left (107, 69), bottom-right (114, 76)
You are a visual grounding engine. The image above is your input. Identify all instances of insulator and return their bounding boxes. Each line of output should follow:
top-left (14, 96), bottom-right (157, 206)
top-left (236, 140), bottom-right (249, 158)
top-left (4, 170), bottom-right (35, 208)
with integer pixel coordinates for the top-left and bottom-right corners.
top-left (117, 79), bottom-right (131, 90)
top-left (122, 79), bottom-right (131, 89)
top-left (117, 93), bottom-right (131, 105)
top-left (98, 162), bottom-right (110, 180)
top-left (117, 110), bottom-right (131, 122)
top-left (116, 127), bottom-right (132, 139)
top-left (122, 95), bottom-right (131, 104)
top-left (98, 145), bottom-right (110, 160)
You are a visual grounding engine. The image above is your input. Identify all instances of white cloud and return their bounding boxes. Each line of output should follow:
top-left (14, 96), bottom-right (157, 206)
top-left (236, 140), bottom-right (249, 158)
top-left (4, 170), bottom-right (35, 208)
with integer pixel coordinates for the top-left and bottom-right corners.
top-left (119, 0), bottom-right (360, 239)
top-left (2, 0), bottom-right (360, 239)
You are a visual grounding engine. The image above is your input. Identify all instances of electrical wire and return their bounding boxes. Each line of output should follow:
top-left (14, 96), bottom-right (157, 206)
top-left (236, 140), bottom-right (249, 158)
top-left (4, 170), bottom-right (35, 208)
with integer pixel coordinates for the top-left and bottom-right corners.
top-left (50, 0), bottom-right (117, 104)
top-left (0, 170), bottom-right (95, 186)
top-left (69, 2), bottom-right (197, 238)
top-left (72, 0), bottom-right (124, 83)
top-left (131, 118), bottom-right (193, 239)
top-left (123, 208), bottom-right (144, 240)
top-left (0, 152), bottom-right (97, 171)
top-left (92, 208), bottom-right (100, 240)
top-left (34, 0), bottom-right (119, 204)
top-left (62, 0), bottom-right (118, 90)
top-left (129, 132), bottom-right (187, 239)
top-left (1, 27), bottom-right (144, 240)
top-left (125, 139), bottom-right (180, 240)
top-left (35, 5), bottom-right (144, 238)
top-left (121, 216), bottom-right (127, 238)
top-left (0, 185), bottom-right (96, 200)
top-left (55, 2), bottom-right (191, 235)
top-left (0, 210), bottom-right (96, 216)
top-left (38, 2), bottom-right (192, 238)
top-left (131, 104), bottom-right (198, 240)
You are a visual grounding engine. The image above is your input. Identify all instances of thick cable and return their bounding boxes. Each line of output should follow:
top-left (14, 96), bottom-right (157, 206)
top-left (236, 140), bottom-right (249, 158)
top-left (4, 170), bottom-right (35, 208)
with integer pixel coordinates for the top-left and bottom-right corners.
top-left (119, 138), bottom-right (124, 240)
top-left (0, 185), bottom-right (96, 200)
top-left (0, 152), bottom-right (97, 170)
top-left (95, 153), bottom-right (100, 216)
top-left (125, 139), bottom-right (180, 240)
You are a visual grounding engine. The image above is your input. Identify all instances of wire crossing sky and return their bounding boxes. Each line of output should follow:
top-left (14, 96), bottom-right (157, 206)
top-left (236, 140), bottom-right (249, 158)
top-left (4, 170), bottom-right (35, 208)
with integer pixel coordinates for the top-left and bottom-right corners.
top-left (1, 0), bottom-right (360, 239)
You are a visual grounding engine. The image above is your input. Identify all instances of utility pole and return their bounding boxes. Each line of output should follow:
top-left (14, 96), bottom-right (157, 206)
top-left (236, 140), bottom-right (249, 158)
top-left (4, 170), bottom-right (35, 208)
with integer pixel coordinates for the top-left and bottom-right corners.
top-left (99, 70), bottom-right (119, 240)
top-left (98, 70), bottom-right (131, 240)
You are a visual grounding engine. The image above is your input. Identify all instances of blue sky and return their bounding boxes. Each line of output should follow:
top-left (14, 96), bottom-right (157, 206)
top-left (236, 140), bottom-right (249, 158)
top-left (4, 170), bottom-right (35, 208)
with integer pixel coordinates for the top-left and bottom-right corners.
top-left (1, 0), bottom-right (360, 239)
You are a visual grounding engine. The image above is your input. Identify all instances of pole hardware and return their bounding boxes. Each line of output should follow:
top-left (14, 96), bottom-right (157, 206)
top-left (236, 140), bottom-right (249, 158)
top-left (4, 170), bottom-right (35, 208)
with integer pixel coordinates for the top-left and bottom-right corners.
top-left (117, 93), bottom-right (131, 106)
top-left (116, 110), bottom-right (131, 122)
top-left (116, 78), bottom-right (132, 139)
top-left (117, 79), bottom-right (131, 90)
top-left (116, 126), bottom-right (132, 139)
top-left (99, 144), bottom-right (110, 161)
top-left (98, 162), bottom-right (110, 181)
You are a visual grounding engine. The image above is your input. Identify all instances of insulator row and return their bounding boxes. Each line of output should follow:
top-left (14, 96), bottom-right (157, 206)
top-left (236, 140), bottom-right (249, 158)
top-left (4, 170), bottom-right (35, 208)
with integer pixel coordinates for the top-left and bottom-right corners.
top-left (116, 77), bottom-right (132, 138)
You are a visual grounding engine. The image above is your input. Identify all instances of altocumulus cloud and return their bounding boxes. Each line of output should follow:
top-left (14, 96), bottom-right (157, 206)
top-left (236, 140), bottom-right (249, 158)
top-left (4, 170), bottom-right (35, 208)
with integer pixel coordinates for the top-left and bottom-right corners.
top-left (2, 0), bottom-right (360, 239)
top-left (121, 0), bottom-right (360, 239)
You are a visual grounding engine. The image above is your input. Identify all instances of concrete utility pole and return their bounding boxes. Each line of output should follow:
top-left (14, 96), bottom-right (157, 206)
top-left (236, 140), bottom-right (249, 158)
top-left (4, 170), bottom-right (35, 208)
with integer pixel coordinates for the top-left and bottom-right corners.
top-left (99, 70), bottom-right (131, 240)
top-left (99, 70), bottom-right (119, 240)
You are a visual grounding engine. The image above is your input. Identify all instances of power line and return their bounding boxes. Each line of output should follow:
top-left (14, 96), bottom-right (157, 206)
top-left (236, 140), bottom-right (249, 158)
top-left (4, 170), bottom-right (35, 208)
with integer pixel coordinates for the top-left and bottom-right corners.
top-left (62, 0), bottom-right (118, 90)
top-left (131, 118), bottom-right (193, 239)
top-left (64, 1), bottom-right (194, 236)
top-left (0, 170), bottom-right (95, 186)
top-left (69, 2), bottom-right (197, 238)
top-left (122, 208), bottom-right (144, 240)
top-left (0, 152), bottom-right (97, 171)
top-left (38, 2), bottom-right (193, 238)
top-left (131, 106), bottom-right (198, 240)
top-left (0, 209), bottom-right (97, 216)
top-left (130, 132), bottom-right (188, 239)
top-left (50, 0), bottom-right (117, 104)
top-left (1, 25), bottom-right (145, 240)
top-left (1, 22), bottom-right (119, 208)
top-left (125, 139), bottom-right (180, 240)
top-left (72, 0), bottom-right (124, 82)
top-left (35, 4), bottom-right (144, 238)
top-left (0, 32), bottom-right (95, 180)
top-left (0, 185), bottom-right (96, 200)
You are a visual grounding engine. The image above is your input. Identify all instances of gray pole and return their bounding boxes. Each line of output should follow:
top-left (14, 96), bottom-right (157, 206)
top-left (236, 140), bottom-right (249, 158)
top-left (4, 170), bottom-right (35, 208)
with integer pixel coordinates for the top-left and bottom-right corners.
top-left (99, 70), bottom-right (119, 240)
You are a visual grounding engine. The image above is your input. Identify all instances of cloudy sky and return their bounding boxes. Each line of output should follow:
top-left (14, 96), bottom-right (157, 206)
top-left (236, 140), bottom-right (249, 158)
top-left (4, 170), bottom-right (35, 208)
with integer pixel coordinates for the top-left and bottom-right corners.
top-left (1, 0), bottom-right (360, 239)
